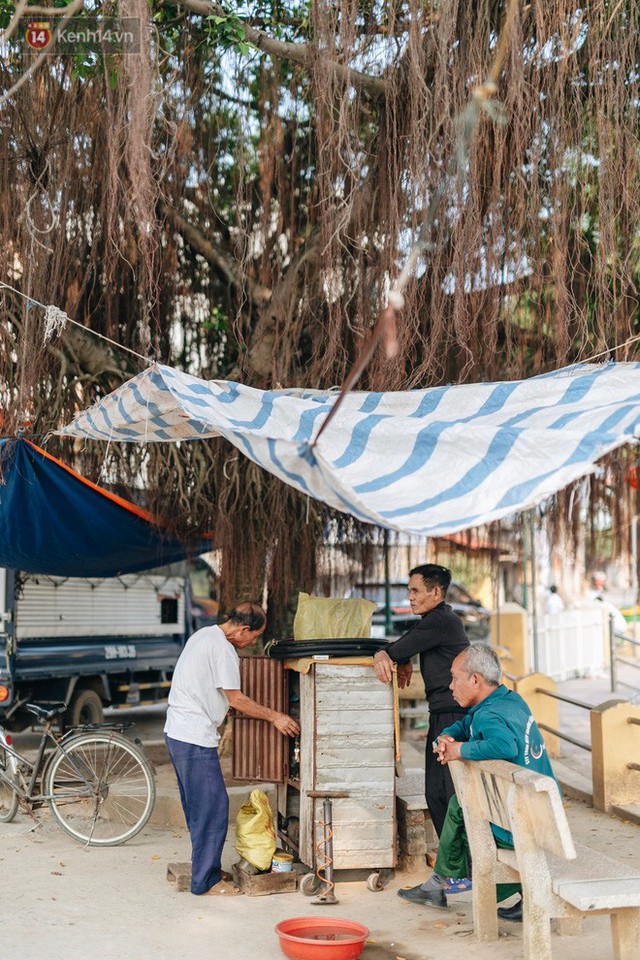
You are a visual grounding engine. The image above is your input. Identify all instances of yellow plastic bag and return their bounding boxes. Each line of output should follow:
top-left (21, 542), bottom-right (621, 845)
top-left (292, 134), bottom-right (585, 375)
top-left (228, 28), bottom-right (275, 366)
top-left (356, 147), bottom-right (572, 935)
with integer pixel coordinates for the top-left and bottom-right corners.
top-left (234, 789), bottom-right (277, 871)
top-left (293, 592), bottom-right (376, 641)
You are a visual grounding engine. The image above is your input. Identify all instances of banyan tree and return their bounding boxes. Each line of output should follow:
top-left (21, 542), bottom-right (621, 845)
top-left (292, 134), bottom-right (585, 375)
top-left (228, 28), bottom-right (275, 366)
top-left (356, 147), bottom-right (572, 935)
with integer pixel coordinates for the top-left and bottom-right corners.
top-left (0, 1), bottom-right (639, 628)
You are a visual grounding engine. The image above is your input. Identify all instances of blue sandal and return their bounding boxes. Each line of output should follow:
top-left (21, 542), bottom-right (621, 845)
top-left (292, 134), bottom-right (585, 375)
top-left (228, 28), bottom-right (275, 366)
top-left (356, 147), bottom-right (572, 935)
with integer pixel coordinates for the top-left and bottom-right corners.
top-left (444, 877), bottom-right (472, 893)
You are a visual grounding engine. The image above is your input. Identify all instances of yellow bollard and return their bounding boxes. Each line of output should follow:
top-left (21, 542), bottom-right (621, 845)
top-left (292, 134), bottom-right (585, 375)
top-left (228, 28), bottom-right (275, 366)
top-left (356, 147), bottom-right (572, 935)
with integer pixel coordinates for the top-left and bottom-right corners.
top-left (512, 672), bottom-right (560, 759)
top-left (491, 604), bottom-right (530, 678)
top-left (591, 700), bottom-right (640, 814)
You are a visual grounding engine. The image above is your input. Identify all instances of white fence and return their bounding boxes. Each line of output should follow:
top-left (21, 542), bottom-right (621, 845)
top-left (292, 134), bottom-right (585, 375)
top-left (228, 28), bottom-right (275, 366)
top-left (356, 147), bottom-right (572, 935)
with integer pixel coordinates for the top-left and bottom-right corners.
top-left (534, 606), bottom-right (608, 681)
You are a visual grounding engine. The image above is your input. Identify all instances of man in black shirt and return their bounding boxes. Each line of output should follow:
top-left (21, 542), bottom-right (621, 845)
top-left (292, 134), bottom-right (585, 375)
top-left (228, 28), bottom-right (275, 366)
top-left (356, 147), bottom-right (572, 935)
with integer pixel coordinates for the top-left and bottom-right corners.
top-left (373, 563), bottom-right (469, 837)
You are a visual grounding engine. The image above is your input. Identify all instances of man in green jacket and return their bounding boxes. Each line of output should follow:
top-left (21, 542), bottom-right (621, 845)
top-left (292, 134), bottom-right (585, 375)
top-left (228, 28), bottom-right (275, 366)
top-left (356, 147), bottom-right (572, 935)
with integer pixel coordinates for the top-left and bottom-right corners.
top-left (398, 642), bottom-right (556, 921)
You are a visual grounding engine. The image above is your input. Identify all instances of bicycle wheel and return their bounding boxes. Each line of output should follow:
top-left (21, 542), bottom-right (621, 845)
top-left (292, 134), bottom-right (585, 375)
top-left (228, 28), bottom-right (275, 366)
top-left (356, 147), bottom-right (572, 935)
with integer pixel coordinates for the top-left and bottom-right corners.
top-left (45, 731), bottom-right (155, 846)
top-left (0, 742), bottom-right (19, 823)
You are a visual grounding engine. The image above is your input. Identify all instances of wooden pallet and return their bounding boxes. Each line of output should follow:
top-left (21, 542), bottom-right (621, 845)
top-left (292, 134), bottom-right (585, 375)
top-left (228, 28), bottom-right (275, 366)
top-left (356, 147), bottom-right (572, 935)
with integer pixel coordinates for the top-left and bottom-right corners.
top-left (166, 861), bottom-right (192, 892)
top-left (167, 860), bottom-right (298, 897)
top-left (231, 862), bottom-right (298, 897)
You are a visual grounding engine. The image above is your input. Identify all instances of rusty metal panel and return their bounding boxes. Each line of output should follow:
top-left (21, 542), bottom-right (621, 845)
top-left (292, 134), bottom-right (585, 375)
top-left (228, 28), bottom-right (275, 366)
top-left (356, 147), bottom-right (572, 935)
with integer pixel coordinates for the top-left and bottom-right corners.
top-left (232, 655), bottom-right (287, 783)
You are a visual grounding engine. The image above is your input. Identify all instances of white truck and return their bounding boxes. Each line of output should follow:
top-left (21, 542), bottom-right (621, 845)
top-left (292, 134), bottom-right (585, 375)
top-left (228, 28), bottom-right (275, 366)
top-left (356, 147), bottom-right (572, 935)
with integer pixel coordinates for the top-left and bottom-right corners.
top-left (0, 561), bottom-right (217, 730)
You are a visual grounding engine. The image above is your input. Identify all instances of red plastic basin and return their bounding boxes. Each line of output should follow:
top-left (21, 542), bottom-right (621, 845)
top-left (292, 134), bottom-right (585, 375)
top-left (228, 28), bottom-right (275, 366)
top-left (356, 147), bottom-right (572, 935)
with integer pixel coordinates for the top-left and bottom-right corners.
top-left (275, 917), bottom-right (370, 960)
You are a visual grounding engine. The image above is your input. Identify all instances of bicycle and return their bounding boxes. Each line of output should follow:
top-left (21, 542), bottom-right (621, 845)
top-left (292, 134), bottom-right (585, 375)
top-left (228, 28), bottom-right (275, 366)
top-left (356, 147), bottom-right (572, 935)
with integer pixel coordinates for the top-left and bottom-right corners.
top-left (0, 702), bottom-right (156, 846)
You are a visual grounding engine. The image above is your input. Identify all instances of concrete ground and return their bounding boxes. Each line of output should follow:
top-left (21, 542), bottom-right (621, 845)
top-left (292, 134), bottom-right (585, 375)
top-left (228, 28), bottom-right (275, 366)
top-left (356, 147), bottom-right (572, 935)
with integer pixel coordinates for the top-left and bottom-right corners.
top-left (2, 793), bottom-right (640, 960)
top-left (2, 670), bottom-right (639, 960)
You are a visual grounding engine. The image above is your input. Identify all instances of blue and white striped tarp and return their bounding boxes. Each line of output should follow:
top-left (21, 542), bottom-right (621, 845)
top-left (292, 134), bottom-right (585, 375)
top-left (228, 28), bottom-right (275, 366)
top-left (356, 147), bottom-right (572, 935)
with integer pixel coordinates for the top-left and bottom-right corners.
top-left (57, 362), bottom-right (640, 536)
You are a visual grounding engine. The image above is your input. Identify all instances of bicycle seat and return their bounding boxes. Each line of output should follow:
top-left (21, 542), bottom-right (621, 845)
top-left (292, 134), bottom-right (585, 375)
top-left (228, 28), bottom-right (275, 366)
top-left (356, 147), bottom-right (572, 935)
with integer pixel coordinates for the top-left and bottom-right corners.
top-left (26, 702), bottom-right (67, 722)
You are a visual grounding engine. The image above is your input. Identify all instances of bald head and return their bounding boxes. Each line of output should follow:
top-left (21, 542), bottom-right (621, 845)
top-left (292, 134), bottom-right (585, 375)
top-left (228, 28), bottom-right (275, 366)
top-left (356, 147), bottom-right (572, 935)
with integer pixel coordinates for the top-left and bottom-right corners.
top-left (227, 602), bottom-right (266, 632)
top-left (221, 601), bottom-right (267, 649)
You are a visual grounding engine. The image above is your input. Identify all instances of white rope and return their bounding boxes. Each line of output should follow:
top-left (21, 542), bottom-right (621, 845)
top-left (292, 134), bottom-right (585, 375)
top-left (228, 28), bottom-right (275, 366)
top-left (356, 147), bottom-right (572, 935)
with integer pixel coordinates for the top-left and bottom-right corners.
top-left (97, 430), bottom-right (114, 485)
top-left (0, 279), bottom-right (153, 366)
top-left (580, 335), bottom-right (640, 366)
top-left (43, 304), bottom-right (69, 342)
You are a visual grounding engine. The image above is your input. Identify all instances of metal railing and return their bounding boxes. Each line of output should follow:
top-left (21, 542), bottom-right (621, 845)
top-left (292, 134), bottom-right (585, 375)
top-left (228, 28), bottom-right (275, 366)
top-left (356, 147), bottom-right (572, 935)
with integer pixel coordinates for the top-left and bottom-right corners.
top-left (535, 674), bottom-right (640, 776)
top-left (535, 686), bottom-right (592, 753)
top-left (609, 615), bottom-right (640, 698)
top-left (501, 665), bottom-right (639, 815)
top-left (625, 718), bottom-right (640, 777)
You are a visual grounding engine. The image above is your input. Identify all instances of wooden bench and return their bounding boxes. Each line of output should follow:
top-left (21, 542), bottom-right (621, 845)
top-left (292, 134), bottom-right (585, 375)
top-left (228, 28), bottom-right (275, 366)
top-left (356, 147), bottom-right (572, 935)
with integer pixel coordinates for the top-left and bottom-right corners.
top-left (449, 758), bottom-right (640, 960)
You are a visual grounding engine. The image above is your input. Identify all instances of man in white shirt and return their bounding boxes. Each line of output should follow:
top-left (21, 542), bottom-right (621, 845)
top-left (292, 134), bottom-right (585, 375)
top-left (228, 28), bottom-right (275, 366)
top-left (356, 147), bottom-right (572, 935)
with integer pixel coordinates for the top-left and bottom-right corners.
top-left (164, 602), bottom-right (299, 895)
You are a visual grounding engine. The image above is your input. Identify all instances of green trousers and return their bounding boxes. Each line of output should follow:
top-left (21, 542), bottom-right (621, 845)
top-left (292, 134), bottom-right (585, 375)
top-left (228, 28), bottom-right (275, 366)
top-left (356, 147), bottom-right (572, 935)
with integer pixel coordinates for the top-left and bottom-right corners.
top-left (434, 795), bottom-right (521, 903)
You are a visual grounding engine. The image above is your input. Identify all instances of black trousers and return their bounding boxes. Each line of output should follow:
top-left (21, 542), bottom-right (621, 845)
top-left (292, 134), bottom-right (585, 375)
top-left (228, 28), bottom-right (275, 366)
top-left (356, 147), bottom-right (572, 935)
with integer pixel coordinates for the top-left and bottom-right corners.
top-left (425, 711), bottom-right (467, 839)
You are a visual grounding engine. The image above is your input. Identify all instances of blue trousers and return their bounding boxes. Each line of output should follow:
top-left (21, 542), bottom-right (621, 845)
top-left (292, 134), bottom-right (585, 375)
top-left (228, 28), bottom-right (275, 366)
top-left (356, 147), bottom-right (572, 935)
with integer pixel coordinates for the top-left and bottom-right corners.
top-left (165, 735), bottom-right (229, 895)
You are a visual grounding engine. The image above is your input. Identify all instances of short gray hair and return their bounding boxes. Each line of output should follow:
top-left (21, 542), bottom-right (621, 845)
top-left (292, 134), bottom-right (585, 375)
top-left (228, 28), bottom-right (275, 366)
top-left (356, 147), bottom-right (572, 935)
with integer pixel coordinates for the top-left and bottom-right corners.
top-left (459, 643), bottom-right (502, 686)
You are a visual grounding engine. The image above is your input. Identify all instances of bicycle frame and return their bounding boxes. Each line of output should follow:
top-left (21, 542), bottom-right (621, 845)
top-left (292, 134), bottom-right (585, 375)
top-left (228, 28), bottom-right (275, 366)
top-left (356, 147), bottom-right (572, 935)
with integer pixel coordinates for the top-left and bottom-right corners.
top-left (0, 721), bottom-right (131, 805)
top-left (0, 727), bottom-right (20, 780)
top-left (1, 709), bottom-right (155, 846)
top-left (0, 725), bottom-right (52, 804)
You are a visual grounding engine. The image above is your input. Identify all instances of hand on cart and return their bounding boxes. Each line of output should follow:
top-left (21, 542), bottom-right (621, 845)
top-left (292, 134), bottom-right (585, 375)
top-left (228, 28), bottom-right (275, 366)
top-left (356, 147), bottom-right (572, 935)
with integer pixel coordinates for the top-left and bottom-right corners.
top-left (272, 711), bottom-right (300, 737)
top-left (372, 651), bottom-right (412, 688)
top-left (372, 649), bottom-right (395, 683)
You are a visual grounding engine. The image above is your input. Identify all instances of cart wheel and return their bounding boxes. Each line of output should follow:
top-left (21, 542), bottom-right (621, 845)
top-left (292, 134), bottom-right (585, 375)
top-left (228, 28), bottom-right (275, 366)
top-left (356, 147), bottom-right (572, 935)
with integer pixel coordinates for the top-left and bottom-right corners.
top-left (367, 871), bottom-right (391, 892)
top-left (301, 872), bottom-right (322, 897)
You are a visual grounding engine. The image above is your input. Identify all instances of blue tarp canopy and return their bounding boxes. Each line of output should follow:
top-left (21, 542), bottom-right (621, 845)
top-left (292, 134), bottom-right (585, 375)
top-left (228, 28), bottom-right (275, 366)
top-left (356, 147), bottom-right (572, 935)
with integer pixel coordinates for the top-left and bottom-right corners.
top-left (0, 439), bottom-right (211, 576)
top-left (57, 361), bottom-right (640, 537)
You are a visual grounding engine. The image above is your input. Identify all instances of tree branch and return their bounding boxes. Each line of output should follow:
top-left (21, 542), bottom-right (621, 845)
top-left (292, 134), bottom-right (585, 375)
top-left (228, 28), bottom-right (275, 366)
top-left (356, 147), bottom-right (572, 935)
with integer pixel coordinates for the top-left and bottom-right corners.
top-left (159, 199), bottom-right (272, 305)
top-left (171, 0), bottom-right (389, 99)
top-left (1, 0), bottom-right (28, 45)
top-left (247, 231), bottom-right (320, 380)
top-left (0, 0), bottom-right (85, 107)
